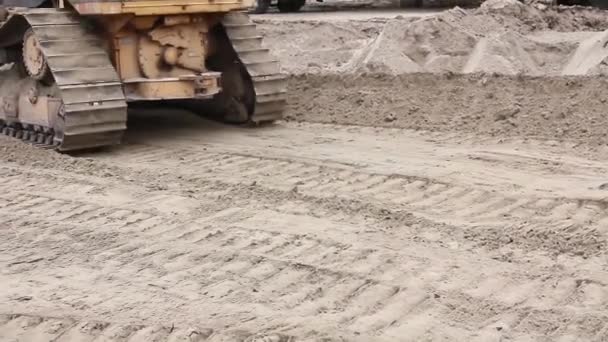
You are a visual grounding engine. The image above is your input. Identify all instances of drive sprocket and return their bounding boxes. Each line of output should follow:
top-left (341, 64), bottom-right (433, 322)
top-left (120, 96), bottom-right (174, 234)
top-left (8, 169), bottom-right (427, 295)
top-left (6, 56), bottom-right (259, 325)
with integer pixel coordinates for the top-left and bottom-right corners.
top-left (22, 28), bottom-right (51, 84)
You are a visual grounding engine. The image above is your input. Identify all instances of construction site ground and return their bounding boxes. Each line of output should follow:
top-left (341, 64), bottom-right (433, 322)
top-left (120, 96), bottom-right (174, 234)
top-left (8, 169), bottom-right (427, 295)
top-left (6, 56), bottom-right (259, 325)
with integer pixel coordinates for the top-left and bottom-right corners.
top-left (3, 0), bottom-right (608, 341)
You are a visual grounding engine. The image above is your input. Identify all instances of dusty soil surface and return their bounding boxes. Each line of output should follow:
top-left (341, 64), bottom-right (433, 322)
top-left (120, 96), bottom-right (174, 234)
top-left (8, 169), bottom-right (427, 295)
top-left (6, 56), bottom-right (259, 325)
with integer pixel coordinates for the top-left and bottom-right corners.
top-left (2, 111), bottom-right (608, 341)
top-left (3, 2), bottom-right (608, 342)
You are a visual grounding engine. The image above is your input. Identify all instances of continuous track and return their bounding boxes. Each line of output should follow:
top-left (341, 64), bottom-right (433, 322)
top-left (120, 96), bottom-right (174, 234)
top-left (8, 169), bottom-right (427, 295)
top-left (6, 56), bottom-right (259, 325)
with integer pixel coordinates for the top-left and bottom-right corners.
top-left (0, 8), bottom-right (127, 151)
top-left (0, 9), bottom-right (286, 152)
top-left (222, 12), bottom-right (288, 123)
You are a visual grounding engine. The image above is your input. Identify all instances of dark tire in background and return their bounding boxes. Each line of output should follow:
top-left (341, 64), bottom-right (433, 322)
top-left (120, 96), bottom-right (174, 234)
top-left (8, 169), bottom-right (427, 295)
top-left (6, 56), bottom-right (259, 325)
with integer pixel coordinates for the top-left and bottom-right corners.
top-left (277, 0), bottom-right (305, 12)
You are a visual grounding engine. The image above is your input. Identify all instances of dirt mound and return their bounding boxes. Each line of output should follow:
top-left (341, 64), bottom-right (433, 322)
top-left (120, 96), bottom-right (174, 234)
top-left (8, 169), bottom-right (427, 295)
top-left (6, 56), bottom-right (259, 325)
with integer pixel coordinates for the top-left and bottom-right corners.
top-left (255, 3), bottom-right (608, 144)
top-left (357, 13), bottom-right (478, 74)
top-left (287, 73), bottom-right (608, 146)
top-left (355, 6), bottom-right (577, 75)
top-left (258, 1), bottom-right (608, 76)
top-left (257, 19), bottom-right (385, 74)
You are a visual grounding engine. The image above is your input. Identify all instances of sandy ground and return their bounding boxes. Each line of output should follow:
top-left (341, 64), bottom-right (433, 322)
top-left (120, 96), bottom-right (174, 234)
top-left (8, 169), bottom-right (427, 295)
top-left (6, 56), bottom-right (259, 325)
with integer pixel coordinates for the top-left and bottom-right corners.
top-left (3, 1), bottom-right (608, 342)
top-left (2, 113), bottom-right (608, 341)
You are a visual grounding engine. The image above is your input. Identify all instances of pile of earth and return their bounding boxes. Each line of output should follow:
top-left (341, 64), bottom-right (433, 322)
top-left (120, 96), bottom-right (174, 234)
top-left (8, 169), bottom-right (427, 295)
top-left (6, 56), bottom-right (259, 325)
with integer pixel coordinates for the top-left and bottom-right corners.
top-left (252, 0), bottom-right (608, 145)
top-left (256, 0), bottom-right (608, 76)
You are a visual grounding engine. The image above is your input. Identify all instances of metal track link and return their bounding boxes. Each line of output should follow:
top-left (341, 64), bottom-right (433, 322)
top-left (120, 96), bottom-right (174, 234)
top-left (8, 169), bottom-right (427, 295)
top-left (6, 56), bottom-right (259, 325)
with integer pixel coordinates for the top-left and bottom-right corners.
top-left (5, 8), bottom-right (127, 151)
top-left (0, 119), bottom-right (57, 148)
top-left (222, 12), bottom-right (287, 123)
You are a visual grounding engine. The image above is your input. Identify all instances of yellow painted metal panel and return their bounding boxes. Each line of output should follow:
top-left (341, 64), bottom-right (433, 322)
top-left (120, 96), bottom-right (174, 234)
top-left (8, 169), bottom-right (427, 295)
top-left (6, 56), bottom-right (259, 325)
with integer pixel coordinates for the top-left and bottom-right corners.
top-left (73, 0), bottom-right (254, 15)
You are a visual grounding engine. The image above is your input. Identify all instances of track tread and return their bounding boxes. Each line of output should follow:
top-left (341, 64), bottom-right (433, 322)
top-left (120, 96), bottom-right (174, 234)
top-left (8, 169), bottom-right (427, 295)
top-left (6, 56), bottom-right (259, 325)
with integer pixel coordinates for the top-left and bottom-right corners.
top-left (222, 12), bottom-right (287, 123)
top-left (0, 8), bottom-right (127, 151)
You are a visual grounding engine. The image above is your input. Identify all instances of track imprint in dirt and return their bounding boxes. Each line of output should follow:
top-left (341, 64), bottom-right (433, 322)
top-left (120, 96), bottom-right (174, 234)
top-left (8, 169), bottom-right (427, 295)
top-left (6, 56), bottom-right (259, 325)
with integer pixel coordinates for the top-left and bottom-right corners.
top-left (0, 314), bottom-right (296, 342)
top-left (1, 157), bottom-right (608, 341)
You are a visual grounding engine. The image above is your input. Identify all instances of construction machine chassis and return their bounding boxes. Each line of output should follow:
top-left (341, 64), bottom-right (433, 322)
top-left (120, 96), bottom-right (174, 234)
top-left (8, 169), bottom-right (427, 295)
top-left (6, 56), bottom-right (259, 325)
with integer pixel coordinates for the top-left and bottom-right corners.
top-left (0, 5), bottom-right (287, 151)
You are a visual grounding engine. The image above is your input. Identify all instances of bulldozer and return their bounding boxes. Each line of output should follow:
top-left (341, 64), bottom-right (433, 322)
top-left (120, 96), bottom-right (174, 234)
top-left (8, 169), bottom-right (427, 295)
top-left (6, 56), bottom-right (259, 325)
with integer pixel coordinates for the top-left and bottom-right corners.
top-left (0, 0), bottom-right (287, 151)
